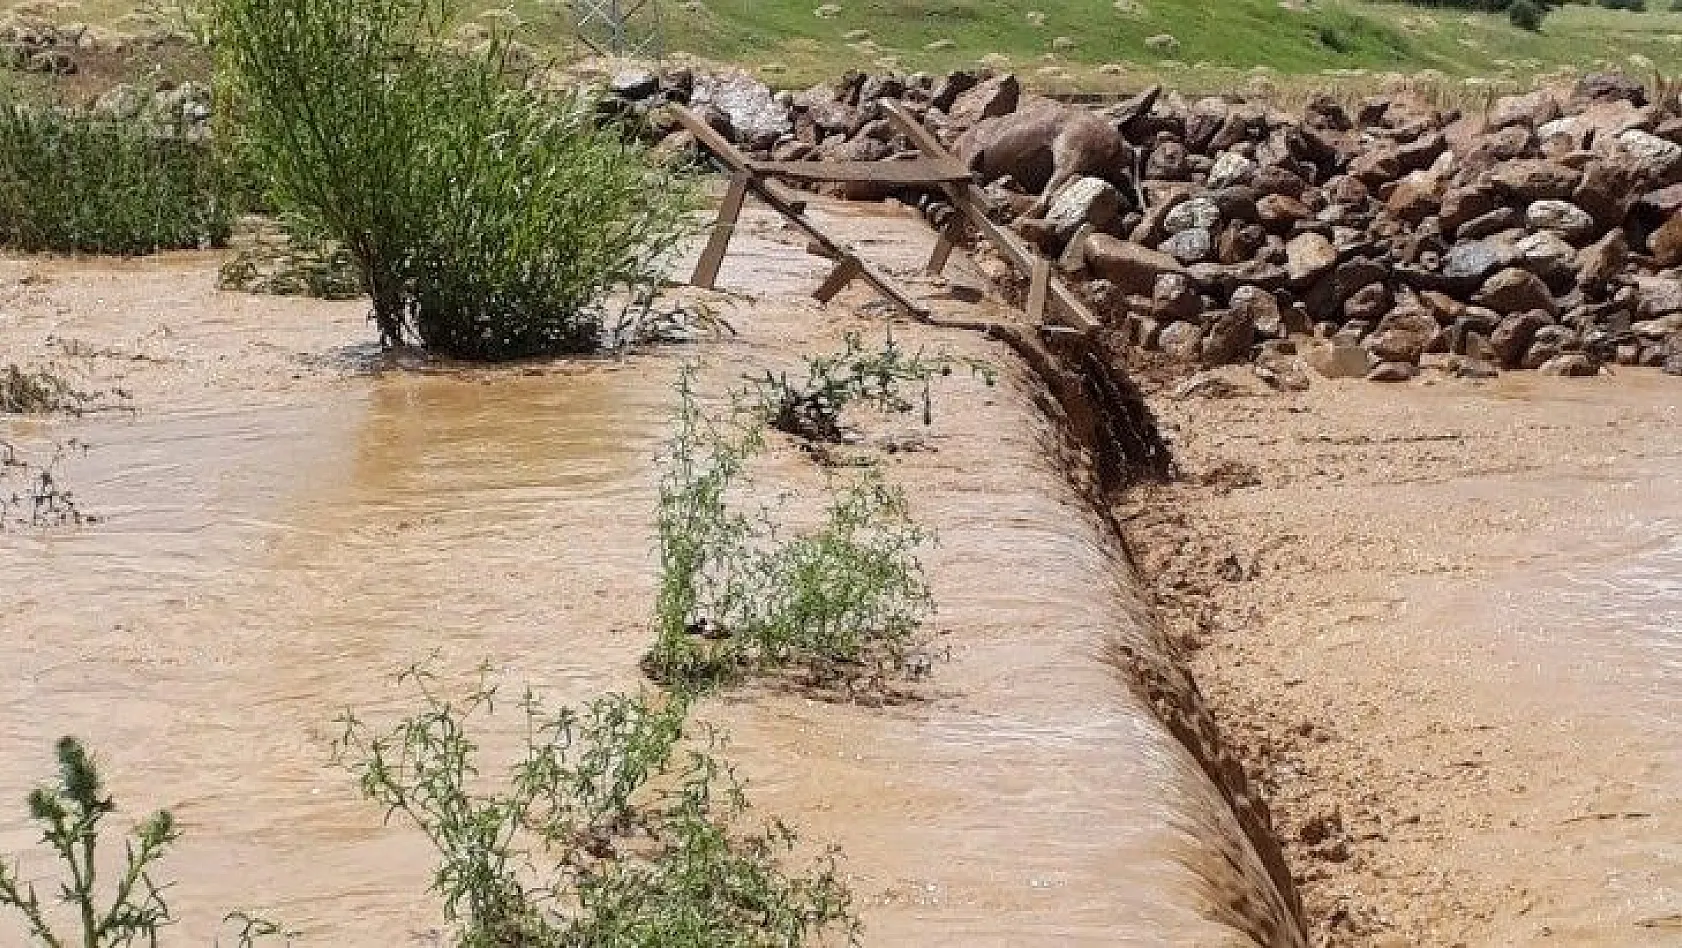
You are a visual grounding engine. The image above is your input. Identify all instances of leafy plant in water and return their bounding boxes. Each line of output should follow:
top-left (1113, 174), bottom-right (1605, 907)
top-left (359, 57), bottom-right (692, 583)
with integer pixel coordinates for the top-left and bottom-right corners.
top-left (648, 367), bottom-right (935, 693)
top-left (214, 0), bottom-right (697, 359)
top-left (744, 331), bottom-right (993, 443)
top-left (0, 737), bottom-right (178, 947)
top-left (333, 665), bottom-right (857, 947)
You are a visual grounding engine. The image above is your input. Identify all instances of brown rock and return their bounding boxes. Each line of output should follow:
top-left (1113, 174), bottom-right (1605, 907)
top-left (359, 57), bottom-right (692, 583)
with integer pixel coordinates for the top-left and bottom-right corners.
top-left (1491, 160), bottom-right (1582, 202)
top-left (1649, 213), bottom-right (1682, 268)
top-left (1343, 282), bottom-right (1393, 323)
top-left (1491, 311), bottom-right (1549, 368)
top-left (1257, 194), bottom-right (1311, 231)
top-left (1201, 306), bottom-right (1257, 367)
top-left (1286, 232), bottom-right (1337, 286)
top-left (1085, 234), bottom-right (1187, 295)
top-left (1219, 223), bottom-right (1267, 264)
top-left (1573, 72), bottom-right (1646, 108)
top-left (1476, 268), bottom-right (1557, 316)
top-left (1489, 90), bottom-right (1561, 130)
top-left (1538, 352), bottom-right (1600, 376)
top-left (1159, 320), bottom-right (1205, 361)
top-left (1576, 230), bottom-right (1628, 289)
top-left (1386, 178), bottom-right (1439, 224)
top-left (1365, 360), bottom-right (1417, 382)
top-left (1151, 272), bottom-right (1203, 324)
top-left (1574, 157), bottom-right (1648, 230)
top-left (1439, 184), bottom-right (1500, 234)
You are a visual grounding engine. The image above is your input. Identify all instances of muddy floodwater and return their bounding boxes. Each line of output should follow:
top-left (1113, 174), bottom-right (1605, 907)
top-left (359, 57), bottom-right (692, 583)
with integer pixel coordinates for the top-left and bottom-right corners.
top-left (0, 209), bottom-right (1287, 945)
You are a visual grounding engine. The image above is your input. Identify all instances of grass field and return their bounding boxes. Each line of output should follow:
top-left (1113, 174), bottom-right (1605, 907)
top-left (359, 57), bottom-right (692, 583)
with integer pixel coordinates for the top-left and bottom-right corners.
top-left (12, 0), bottom-right (1682, 89)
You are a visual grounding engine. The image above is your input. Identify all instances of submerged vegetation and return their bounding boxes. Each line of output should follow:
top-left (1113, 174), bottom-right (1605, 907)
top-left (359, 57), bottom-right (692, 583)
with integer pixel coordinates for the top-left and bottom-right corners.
top-left (745, 331), bottom-right (993, 444)
top-left (213, 0), bottom-right (696, 359)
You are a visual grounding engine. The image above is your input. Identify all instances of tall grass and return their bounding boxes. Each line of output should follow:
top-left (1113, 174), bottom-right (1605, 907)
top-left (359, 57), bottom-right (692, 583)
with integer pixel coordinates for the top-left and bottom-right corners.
top-left (0, 107), bottom-right (230, 254)
top-left (214, 0), bottom-right (696, 359)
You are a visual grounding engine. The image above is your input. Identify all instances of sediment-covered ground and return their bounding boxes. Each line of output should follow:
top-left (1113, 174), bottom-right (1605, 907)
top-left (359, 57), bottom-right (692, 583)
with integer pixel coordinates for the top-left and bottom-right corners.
top-left (1123, 363), bottom-right (1682, 945)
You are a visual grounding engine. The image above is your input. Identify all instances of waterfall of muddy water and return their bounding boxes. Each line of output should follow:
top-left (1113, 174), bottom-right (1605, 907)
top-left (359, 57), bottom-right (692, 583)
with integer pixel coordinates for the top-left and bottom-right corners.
top-left (1, 203), bottom-right (1285, 945)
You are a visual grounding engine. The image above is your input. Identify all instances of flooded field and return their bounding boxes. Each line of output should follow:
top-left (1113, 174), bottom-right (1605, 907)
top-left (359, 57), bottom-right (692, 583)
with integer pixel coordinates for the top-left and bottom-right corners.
top-left (0, 207), bottom-right (1290, 945)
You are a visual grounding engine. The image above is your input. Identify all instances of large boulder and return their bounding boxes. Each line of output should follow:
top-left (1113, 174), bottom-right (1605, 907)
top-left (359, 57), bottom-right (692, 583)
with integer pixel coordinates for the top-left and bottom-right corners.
top-left (1650, 213), bottom-right (1682, 268)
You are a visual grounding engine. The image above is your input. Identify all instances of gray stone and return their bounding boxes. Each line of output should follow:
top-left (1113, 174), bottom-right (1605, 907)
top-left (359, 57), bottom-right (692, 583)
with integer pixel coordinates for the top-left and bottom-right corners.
top-left (1201, 307), bottom-right (1256, 367)
top-left (1207, 151), bottom-right (1257, 190)
top-left (1164, 196), bottom-right (1222, 236)
top-left (1524, 200), bottom-right (1596, 244)
top-left (1046, 177), bottom-right (1124, 239)
top-left (1365, 360), bottom-right (1417, 382)
top-left (1161, 227), bottom-right (1214, 264)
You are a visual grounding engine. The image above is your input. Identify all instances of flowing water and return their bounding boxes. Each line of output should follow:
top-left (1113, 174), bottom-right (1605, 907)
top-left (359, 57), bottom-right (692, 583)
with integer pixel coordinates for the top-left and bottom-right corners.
top-left (0, 234), bottom-right (1277, 945)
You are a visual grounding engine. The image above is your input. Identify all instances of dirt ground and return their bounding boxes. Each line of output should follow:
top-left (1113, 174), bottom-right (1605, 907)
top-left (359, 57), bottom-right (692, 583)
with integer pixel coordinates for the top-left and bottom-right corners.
top-left (1121, 363), bottom-right (1682, 947)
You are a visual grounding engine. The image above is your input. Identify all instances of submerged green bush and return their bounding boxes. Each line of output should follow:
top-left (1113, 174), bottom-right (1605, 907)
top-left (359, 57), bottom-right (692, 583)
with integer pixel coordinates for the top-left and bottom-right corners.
top-left (0, 108), bottom-right (230, 254)
top-left (215, 0), bottom-right (696, 360)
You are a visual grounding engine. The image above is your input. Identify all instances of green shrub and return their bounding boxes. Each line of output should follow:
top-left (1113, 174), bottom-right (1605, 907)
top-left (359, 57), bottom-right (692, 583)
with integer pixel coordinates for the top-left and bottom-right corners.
top-left (0, 108), bottom-right (230, 254)
top-left (1508, 0), bottom-right (1546, 28)
top-left (647, 368), bottom-right (935, 693)
top-left (214, 0), bottom-right (696, 360)
top-left (334, 667), bottom-right (858, 947)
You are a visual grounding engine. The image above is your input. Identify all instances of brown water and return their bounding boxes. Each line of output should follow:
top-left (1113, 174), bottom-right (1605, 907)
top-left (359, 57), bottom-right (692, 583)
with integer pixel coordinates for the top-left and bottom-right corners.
top-left (0, 231), bottom-right (1275, 945)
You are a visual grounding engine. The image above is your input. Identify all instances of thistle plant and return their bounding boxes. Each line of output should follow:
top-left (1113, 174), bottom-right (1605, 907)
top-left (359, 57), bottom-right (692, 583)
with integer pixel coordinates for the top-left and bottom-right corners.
top-left (0, 737), bottom-right (178, 948)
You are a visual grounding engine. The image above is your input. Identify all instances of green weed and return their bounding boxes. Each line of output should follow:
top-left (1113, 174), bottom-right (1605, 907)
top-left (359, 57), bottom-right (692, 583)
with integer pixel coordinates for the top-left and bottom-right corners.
top-left (214, 0), bottom-right (697, 360)
top-left (333, 665), bottom-right (858, 947)
top-left (0, 737), bottom-right (290, 947)
top-left (0, 737), bottom-right (176, 947)
top-left (647, 367), bottom-right (934, 694)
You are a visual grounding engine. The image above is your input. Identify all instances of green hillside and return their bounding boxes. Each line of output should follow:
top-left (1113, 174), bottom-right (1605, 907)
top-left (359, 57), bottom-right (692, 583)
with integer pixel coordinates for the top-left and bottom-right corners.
top-left (21, 0), bottom-right (1682, 88)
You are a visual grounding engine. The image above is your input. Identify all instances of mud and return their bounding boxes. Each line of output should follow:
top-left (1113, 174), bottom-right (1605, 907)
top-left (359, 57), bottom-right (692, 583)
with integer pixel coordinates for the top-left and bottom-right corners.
top-left (1123, 366), bottom-right (1682, 945)
top-left (0, 203), bottom-right (1296, 945)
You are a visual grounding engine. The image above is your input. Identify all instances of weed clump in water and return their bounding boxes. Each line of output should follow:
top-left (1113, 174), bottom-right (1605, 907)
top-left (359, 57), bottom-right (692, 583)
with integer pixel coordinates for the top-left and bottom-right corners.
top-left (1, 363), bottom-right (131, 416)
top-left (647, 367), bottom-right (935, 695)
top-left (333, 666), bottom-right (858, 947)
top-left (0, 439), bottom-right (90, 528)
top-left (213, 0), bottom-right (697, 360)
top-left (745, 330), bottom-right (993, 444)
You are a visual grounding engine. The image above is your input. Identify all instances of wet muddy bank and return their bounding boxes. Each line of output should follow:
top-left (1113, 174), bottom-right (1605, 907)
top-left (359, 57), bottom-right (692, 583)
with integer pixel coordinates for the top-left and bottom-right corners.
top-left (1, 201), bottom-right (1304, 945)
top-left (1120, 366), bottom-right (1682, 945)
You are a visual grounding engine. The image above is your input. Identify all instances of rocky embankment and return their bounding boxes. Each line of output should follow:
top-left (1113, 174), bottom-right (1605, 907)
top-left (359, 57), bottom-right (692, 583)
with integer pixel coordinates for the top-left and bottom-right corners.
top-left (616, 66), bottom-right (1682, 383)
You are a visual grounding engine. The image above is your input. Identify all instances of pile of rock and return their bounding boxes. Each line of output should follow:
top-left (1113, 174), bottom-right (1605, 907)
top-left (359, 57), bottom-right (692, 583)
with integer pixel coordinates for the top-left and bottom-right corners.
top-left (617, 67), bottom-right (1682, 381)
